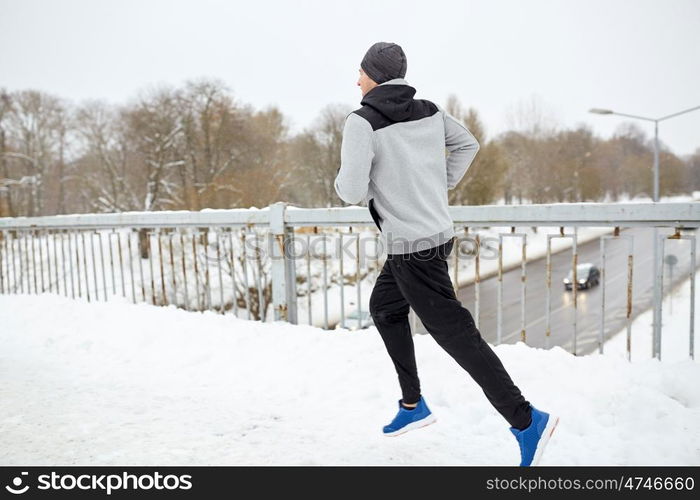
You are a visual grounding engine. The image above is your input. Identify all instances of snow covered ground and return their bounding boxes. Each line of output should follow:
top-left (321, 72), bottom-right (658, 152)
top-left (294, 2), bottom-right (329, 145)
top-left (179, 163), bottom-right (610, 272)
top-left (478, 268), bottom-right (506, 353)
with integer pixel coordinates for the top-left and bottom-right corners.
top-left (1, 292), bottom-right (698, 465)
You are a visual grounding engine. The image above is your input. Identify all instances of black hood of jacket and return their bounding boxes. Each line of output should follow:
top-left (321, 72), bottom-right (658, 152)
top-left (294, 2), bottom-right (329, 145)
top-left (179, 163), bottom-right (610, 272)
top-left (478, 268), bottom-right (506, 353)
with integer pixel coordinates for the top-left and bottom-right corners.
top-left (360, 82), bottom-right (417, 122)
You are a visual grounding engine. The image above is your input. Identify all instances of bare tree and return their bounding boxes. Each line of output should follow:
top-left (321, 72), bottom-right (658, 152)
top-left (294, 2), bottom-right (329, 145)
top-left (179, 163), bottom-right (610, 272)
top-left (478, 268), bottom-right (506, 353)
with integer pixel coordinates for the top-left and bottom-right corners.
top-left (1, 80), bottom-right (695, 218)
top-left (286, 130), bottom-right (325, 206)
top-left (445, 95), bottom-right (506, 205)
top-left (178, 79), bottom-right (247, 210)
top-left (308, 103), bottom-right (352, 207)
top-left (2, 90), bottom-right (66, 216)
top-left (230, 105), bottom-right (293, 208)
top-left (124, 86), bottom-right (184, 212)
top-left (495, 95), bottom-right (562, 204)
top-left (687, 148), bottom-right (700, 193)
top-left (0, 90), bottom-right (13, 217)
top-left (73, 100), bottom-right (139, 212)
top-left (504, 94), bottom-right (560, 139)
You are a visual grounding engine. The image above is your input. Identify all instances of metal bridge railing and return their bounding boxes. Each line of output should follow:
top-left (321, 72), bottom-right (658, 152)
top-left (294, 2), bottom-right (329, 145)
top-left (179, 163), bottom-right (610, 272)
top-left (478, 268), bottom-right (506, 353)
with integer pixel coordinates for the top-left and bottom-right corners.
top-left (1, 202), bottom-right (698, 360)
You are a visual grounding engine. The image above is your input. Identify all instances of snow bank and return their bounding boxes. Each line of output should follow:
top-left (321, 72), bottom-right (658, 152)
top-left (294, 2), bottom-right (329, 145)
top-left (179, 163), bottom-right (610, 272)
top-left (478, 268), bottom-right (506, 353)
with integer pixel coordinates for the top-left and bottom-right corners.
top-left (1, 293), bottom-right (698, 465)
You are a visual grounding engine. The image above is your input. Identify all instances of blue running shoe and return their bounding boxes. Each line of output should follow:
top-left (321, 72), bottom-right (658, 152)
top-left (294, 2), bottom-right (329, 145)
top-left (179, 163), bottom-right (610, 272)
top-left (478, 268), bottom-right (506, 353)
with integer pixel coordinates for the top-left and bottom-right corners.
top-left (510, 405), bottom-right (560, 466)
top-left (382, 396), bottom-right (437, 436)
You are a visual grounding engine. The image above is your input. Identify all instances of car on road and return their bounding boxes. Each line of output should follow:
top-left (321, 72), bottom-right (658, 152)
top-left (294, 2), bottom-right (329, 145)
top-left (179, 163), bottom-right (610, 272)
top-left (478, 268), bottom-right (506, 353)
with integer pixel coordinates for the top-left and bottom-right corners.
top-left (563, 263), bottom-right (600, 290)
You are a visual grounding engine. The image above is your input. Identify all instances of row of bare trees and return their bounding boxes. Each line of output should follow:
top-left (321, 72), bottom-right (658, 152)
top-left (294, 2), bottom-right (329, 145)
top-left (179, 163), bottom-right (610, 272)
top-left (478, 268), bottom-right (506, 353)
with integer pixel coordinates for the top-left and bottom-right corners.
top-left (1, 81), bottom-right (698, 218)
top-left (444, 95), bottom-right (697, 206)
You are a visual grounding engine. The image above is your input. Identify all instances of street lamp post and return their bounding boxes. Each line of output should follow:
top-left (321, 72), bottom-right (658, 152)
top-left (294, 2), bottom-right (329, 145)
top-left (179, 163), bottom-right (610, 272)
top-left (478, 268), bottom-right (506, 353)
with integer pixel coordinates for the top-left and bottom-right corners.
top-left (589, 105), bottom-right (700, 359)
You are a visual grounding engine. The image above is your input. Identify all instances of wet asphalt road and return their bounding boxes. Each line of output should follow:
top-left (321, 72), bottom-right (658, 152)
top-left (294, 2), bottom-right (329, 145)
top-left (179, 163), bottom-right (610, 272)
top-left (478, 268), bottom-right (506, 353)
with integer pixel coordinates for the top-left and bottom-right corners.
top-left (413, 226), bottom-right (699, 355)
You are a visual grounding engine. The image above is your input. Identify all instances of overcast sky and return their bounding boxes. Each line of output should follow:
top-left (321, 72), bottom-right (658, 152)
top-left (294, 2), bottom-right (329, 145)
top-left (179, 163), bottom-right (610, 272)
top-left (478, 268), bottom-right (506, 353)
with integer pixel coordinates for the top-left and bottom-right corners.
top-left (1, 0), bottom-right (698, 155)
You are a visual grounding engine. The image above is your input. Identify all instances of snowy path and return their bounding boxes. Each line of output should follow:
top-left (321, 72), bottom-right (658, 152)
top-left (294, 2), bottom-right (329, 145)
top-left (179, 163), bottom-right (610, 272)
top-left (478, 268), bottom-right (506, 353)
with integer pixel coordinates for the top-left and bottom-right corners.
top-left (1, 293), bottom-right (698, 465)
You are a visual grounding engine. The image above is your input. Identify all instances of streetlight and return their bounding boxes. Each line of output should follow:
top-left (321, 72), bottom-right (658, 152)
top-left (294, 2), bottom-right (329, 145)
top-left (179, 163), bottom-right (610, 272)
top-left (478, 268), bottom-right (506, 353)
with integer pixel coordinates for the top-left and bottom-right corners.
top-left (589, 105), bottom-right (700, 201)
top-left (589, 104), bottom-right (700, 359)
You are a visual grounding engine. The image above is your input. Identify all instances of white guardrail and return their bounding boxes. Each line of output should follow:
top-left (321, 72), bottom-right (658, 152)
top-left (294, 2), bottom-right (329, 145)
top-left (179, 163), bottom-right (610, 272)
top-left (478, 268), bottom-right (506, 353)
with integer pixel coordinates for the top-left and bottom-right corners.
top-left (1, 202), bottom-right (698, 359)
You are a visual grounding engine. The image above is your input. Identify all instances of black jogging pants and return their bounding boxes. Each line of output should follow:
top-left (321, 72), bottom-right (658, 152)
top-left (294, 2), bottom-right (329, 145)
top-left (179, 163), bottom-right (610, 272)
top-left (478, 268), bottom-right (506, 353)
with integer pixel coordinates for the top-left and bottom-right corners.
top-left (369, 237), bottom-right (532, 430)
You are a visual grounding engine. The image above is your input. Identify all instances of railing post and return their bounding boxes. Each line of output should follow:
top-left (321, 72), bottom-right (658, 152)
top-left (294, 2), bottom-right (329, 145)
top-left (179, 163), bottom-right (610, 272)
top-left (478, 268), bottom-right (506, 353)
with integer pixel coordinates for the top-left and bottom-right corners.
top-left (652, 229), bottom-right (664, 359)
top-left (269, 202), bottom-right (297, 323)
top-left (284, 223), bottom-right (298, 324)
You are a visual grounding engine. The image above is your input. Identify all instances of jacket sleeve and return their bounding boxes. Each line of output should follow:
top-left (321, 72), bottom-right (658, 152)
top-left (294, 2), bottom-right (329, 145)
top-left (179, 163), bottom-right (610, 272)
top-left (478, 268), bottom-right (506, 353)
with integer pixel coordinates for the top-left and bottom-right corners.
top-left (334, 112), bottom-right (375, 205)
top-left (441, 106), bottom-right (480, 190)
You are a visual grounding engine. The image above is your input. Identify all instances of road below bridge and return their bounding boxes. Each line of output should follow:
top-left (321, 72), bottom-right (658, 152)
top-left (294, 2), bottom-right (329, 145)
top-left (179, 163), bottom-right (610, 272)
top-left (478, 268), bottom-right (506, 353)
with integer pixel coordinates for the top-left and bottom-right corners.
top-left (413, 226), bottom-right (698, 355)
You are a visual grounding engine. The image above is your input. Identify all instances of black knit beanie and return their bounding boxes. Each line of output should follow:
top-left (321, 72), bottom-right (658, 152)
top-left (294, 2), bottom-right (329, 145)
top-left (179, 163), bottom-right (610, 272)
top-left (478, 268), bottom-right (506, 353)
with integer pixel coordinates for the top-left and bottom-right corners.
top-left (360, 42), bottom-right (407, 84)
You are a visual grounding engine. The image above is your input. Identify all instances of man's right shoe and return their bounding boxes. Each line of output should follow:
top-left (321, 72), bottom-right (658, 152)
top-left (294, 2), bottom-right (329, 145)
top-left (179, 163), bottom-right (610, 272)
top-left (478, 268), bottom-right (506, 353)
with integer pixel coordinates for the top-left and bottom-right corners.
top-left (382, 396), bottom-right (436, 436)
top-left (510, 405), bottom-right (560, 466)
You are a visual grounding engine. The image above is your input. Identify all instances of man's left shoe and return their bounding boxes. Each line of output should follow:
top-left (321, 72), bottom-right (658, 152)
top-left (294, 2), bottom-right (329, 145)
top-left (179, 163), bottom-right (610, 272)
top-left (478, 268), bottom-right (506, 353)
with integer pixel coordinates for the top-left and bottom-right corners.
top-left (510, 405), bottom-right (560, 466)
top-left (382, 396), bottom-right (436, 436)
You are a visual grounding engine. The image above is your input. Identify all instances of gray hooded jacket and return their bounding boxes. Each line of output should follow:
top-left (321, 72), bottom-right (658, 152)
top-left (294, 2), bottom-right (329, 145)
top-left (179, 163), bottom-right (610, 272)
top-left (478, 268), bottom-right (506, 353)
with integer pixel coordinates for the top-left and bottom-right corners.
top-left (334, 78), bottom-right (480, 254)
